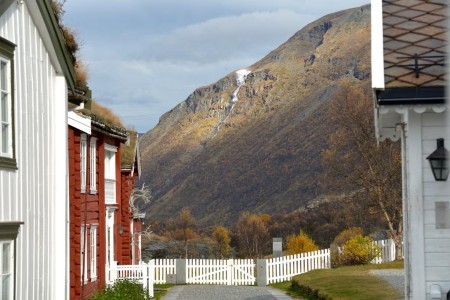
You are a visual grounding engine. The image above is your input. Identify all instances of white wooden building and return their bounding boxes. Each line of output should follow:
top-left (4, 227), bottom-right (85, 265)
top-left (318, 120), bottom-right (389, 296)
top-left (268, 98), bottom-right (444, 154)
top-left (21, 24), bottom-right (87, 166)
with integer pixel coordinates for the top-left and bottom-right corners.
top-left (0, 0), bottom-right (76, 299)
top-left (371, 0), bottom-right (449, 299)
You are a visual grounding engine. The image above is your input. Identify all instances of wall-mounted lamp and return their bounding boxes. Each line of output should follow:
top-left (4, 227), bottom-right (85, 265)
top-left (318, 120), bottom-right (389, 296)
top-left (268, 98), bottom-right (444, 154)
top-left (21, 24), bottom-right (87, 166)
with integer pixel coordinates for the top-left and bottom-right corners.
top-left (426, 138), bottom-right (449, 181)
top-left (119, 225), bottom-right (124, 235)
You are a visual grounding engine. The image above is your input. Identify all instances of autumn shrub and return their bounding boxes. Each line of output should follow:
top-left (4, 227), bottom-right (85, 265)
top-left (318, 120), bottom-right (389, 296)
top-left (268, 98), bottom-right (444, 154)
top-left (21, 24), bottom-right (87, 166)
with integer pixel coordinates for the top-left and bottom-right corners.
top-left (286, 231), bottom-right (319, 255)
top-left (333, 234), bottom-right (380, 267)
top-left (88, 279), bottom-right (150, 300)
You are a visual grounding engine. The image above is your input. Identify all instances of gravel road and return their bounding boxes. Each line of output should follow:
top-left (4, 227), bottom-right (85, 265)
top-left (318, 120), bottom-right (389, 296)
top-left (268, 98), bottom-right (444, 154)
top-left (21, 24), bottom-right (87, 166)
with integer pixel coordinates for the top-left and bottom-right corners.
top-left (161, 285), bottom-right (294, 300)
top-left (369, 269), bottom-right (405, 296)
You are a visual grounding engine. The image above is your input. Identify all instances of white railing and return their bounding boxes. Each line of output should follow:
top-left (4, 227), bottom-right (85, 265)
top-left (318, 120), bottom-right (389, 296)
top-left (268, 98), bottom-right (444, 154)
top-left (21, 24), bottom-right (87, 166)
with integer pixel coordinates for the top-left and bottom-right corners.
top-left (187, 259), bottom-right (255, 285)
top-left (266, 249), bottom-right (330, 284)
top-left (107, 261), bottom-right (154, 298)
top-left (154, 258), bottom-right (176, 284)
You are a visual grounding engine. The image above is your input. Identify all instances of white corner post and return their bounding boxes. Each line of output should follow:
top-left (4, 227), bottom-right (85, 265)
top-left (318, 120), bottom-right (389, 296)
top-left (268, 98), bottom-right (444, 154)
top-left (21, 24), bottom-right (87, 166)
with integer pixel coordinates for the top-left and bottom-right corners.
top-left (405, 111), bottom-right (426, 299)
top-left (371, 0), bottom-right (385, 90)
top-left (53, 75), bottom-right (69, 299)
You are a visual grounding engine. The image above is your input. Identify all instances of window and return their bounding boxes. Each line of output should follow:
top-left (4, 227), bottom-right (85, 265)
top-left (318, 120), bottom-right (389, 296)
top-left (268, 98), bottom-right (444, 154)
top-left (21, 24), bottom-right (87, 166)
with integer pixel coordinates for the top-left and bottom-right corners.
top-left (90, 225), bottom-right (97, 281)
top-left (104, 144), bottom-right (117, 204)
top-left (80, 134), bottom-right (87, 193)
top-left (0, 241), bottom-right (13, 300)
top-left (80, 225), bottom-right (88, 283)
top-left (0, 222), bottom-right (22, 300)
top-left (89, 138), bottom-right (97, 194)
top-left (0, 37), bottom-right (16, 170)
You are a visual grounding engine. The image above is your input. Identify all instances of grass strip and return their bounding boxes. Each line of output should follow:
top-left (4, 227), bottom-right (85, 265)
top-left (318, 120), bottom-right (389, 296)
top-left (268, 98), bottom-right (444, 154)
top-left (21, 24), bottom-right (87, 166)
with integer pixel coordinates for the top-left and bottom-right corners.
top-left (271, 261), bottom-right (403, 300)
top-left (153, 284), bottom-right (175, 299)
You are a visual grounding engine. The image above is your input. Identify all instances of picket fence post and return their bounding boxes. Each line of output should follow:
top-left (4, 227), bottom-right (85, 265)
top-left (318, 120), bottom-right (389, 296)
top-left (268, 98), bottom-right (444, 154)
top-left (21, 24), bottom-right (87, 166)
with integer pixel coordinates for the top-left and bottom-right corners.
top-left (142, 261), bottom-right (148, 291)
top-left (148, 260), bottom-right (155, 298)
top-left (256, 259), bottom-right (268, 286)
top-left (110, 261), bottom-right (118, 283)
top-left (176, 259), bottom-right (187, 284)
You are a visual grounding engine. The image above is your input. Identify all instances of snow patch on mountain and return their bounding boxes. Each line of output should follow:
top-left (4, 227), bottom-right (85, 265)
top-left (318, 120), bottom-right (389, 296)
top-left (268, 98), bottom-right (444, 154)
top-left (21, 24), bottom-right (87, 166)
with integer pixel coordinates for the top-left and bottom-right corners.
top-left (212, 69), bottom-right (251, 138)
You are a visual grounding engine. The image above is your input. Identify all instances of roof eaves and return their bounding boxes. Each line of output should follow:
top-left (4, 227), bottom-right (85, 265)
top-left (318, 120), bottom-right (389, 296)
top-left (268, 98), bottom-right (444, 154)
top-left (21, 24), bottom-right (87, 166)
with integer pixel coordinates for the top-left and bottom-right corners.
top-left (36, 0), bottom-right (76, 92)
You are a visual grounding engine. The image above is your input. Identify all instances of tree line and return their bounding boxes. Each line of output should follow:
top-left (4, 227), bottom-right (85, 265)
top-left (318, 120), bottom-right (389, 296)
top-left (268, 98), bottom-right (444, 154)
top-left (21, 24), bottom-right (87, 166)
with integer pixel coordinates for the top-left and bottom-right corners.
top-left (142, 80), bottom-right (402, 261)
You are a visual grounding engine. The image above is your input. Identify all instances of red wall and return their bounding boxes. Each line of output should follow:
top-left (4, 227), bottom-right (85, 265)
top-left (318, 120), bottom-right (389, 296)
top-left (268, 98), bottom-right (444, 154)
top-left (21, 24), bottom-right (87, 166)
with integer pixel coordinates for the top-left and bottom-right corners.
top-left (69, 126), bottom-right (135, 299)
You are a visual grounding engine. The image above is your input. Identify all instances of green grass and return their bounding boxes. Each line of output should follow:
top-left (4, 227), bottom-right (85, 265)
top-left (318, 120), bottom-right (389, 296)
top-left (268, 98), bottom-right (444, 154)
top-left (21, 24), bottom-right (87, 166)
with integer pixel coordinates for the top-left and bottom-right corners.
top-left (153, 284), bottom-right (175, 299)
top-left (272, 261), bottom-right (404, 300)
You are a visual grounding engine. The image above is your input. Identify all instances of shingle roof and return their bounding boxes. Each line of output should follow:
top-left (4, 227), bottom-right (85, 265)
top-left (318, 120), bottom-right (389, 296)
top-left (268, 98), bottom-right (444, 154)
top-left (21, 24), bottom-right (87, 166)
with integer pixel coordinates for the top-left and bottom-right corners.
top-left (383, 0), bottom-right (447, 87)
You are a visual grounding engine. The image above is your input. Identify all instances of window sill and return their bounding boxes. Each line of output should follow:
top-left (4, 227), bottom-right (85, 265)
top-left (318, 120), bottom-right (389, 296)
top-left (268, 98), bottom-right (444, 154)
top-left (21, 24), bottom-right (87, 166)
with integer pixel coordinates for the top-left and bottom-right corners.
top-left (0, 157), bottom-right (17, 170)
top-left (91, 276), bottom-right (97, 282)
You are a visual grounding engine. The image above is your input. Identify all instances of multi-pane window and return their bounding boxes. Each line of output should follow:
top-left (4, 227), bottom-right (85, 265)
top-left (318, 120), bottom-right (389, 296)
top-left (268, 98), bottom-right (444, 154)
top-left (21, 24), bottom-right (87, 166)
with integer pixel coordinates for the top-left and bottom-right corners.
top-left (89, 138), bottom-right (97, 194)
top-left (80, 134), bottom-right (87, 193)
top-left (0, 37), bottom-right (15, 170)
top-left (90, 225), bottom-right (97, 281)
top-left (0, 241), bottom-right (13, 300)
top-left (80, 225), bottom-right (88, 283)
top-left (104, 144), bottom-right (117, 204)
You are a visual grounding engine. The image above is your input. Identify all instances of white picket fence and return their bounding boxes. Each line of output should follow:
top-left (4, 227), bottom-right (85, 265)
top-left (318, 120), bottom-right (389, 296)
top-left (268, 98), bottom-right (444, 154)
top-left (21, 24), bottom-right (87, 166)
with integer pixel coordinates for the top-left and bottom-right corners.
top-left (153, 258), bottom-right (176, 284)
top-left (265, 249), bottom-right (330, 284)
top-left (107, 261), bottom-right (154, 297)
top-left (107, 239), bottom-right (397, 290)
top-left (187, 259), bottom-right (255, 285)
top-left (372, 239), bottom-right (396, 264)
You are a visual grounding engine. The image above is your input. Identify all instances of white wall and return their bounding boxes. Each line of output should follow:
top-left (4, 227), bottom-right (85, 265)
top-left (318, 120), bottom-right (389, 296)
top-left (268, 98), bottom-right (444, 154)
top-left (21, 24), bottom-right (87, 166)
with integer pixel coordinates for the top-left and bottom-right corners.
top-left (406, 110), bottom-right (450, 300)
top-left (0, 2), bottom-right (68, 299)
top-left (421, 112), bottom-right (450, 300)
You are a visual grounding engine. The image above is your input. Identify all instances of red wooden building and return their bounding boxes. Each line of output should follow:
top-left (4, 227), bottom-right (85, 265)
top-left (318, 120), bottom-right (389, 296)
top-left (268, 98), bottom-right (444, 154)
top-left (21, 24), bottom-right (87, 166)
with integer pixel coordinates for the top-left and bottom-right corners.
top-left (68, 108), bottom-right (142, 299)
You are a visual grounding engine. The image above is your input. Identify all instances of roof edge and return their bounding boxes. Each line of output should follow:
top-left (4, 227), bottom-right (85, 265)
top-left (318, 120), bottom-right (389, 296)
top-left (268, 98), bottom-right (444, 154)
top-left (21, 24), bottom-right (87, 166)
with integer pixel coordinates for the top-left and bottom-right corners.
top-left (36, 0), bottom-right (76, 91)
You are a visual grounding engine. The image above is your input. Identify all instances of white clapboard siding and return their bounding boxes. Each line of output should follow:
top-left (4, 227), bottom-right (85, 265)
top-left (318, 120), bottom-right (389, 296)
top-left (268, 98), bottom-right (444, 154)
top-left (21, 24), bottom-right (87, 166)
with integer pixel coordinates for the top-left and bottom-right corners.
top-left (0, 2), bottom-right (68, 300)
top-left (153, 258), bottom-right (176, 284)
top-left (421, 112), bottom-right (450, 294)
top-left (266, 249), bottom-right (330, 284)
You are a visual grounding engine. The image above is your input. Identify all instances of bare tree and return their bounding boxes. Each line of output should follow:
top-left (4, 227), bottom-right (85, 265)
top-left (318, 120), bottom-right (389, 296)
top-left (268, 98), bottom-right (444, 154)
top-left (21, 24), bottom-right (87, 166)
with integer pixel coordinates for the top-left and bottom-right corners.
top-left (321, 81), bottom-right (403, 259)
top-left (129, 183), bottom-right (153, 217)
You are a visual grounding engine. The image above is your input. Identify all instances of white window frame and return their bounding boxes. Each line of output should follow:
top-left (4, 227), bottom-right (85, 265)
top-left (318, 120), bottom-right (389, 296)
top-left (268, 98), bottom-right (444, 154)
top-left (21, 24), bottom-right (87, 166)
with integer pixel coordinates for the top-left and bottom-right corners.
top-left (89, 137), bottom-right (97, 194)
top-left (0, 240), bottom-right (14, 300)
top-left (90, 225), bottom-right (97, 281)
top-left (80, 134), bottom-right (87, 193)
top-left (80, 225), bottom-right (88, 284)
top-left (104, 144), bottom-right (117, 204)
top-left (0, 56), bottom-right (11, 158)
top-left (0, 37), bottom-right (16, 170)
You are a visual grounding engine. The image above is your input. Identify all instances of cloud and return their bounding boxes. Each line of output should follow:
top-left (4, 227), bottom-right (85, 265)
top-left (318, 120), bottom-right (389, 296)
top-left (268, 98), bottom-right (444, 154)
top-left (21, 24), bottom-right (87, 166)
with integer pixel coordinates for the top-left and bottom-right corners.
top-left (141, 10), bottom-right (314, 64)
top-left (63, 0), bottom-right (369, 132)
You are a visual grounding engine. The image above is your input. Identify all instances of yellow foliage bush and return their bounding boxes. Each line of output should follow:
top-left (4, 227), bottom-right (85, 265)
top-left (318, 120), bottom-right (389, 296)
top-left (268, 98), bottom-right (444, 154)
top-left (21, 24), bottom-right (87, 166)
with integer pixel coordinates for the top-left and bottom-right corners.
top-left (333, 234), bottom-right (380, 267)
top-left (286, 231), bottom-right (319, 255)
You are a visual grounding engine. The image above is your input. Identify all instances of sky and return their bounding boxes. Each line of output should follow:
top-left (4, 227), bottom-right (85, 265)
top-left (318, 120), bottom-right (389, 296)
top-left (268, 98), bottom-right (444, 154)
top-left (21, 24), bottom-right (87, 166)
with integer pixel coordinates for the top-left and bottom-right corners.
top-left (63, 0), bottom-right (369, 133)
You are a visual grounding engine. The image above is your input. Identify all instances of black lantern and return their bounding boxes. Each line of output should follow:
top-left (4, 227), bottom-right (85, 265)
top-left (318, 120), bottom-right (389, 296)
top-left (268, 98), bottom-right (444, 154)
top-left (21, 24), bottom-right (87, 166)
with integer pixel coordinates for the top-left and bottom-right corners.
top-left (426, 138), bottom-right (449, 181)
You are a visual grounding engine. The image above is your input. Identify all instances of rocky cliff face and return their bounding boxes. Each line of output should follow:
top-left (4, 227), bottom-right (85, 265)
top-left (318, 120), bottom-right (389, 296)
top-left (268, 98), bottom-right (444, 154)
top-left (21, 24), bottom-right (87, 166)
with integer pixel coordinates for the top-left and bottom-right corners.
top-left (138, 5), bottom-right (371, 226)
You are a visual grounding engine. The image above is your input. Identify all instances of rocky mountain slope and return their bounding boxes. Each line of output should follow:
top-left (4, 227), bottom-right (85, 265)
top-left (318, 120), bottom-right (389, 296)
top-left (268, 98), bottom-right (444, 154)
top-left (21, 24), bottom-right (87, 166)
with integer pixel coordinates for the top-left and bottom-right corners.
top-left (138, 5), bottom-right (371, 226)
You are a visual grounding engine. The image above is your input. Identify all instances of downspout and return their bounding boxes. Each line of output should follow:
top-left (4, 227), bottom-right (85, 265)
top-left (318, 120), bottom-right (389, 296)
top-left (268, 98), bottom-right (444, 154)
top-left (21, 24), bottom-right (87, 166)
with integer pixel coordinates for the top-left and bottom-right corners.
top-left (398, 122), bottom-right (410, 299)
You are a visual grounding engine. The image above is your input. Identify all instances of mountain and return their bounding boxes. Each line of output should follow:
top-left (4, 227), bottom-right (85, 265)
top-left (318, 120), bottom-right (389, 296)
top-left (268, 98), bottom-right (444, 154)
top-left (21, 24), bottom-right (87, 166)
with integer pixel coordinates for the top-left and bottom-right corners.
top-left (138, 5), bottom-right (371, 226)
